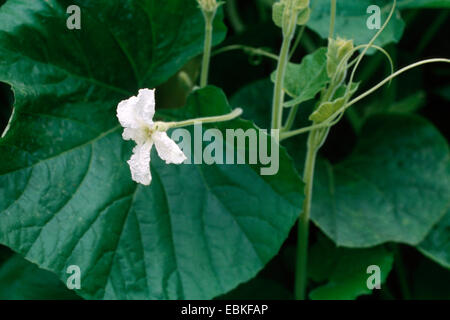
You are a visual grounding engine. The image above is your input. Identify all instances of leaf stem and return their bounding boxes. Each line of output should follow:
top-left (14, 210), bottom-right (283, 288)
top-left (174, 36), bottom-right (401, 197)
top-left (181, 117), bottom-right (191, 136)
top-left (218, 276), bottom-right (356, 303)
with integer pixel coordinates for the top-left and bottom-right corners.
top-left (200, 11), bottom-right (215, 88)
top-left (272, 35), bottom-right (294, 130)
top-left (289, 25), bottom-right (306, 60)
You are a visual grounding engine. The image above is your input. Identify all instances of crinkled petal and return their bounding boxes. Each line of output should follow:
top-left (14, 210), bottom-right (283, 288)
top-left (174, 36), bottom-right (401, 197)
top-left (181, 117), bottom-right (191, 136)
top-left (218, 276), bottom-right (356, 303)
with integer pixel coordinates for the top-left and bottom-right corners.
top-left (122, 127), bottom-right (147, 145)
top-left (117, 96), bottom-right (139, 128)
top-left (153, 131), bottom-right (187, 164)
top-left (127, 141), bottom-right (153, 185)
top-left (135, 89), bottom-right (155, 126)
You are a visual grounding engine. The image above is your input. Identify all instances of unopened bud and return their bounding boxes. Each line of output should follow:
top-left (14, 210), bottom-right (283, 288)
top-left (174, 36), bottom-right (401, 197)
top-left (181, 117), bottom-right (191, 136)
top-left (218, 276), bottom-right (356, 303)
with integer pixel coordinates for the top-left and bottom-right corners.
top-left (327, 37), bottom-right (354, 80)
top-left (197, 0), bottom-right (223, 13)
top-left (272, 0), bottom-right (310, 33)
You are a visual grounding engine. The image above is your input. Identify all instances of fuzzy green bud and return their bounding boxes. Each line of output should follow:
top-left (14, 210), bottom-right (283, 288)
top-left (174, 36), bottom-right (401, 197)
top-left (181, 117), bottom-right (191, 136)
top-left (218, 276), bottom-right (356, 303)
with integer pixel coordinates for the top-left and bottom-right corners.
top-left (272, 0), bottom-right (310, 34)
top-left (327, 37), bottom-right (354, 82)
top-left (196, 0), bottom-right (223, 14)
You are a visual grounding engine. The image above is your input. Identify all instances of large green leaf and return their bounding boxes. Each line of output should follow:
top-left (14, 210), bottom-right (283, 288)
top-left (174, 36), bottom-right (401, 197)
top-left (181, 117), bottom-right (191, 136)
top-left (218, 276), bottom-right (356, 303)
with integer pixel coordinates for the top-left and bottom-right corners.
top-left (0, 0), bottom-right (305, 299)
top-left (270, 48), bottom-right (329, 107)
top-left (308, 235), bottom-right (394, 300)
top-left (0, 84), bottom-right (304, 299)
top-left (418, 210), bottom-right (450, 269)
top-left (311, 114), bottom-right (450, 247)
top-left (0, 247), bottom-right (80, 300)
top-left (0, 0), bottom-right (226, 92)
top-left (308, 0), bottom-right (405, 47)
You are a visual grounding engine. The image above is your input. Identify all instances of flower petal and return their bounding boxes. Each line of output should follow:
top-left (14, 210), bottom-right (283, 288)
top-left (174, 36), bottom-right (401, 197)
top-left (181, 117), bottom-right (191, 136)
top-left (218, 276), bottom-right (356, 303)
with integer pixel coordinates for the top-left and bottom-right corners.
top-left (117, 96), bottom-right (139, 129)
top-left (127, 141), bottom-right (153, 185)
top-left (153, 131), bottom-right (187, 164)
top-left (135, 89), bottom-right (155, 126)
top-left (122, 127), bottom-right (147, 145)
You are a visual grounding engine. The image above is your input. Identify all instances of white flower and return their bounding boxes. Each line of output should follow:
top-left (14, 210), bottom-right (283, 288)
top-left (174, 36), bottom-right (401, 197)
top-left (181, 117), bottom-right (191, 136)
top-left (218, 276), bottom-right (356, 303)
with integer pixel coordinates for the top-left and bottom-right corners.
top-left (117, 89), bottom-right (187, 186)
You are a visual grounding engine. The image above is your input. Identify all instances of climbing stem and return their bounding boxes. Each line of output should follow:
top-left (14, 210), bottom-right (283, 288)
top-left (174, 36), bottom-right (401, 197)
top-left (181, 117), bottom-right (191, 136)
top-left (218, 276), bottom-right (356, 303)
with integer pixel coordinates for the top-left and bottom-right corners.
top-left (271, 35), bottom-right (293, 130)
top-left (213, 45), bottom-right (279, 61)
top-left (289, 25), bottom-right (306, 60)
top-left (295, 129), bottom-right (320, 300)
top-left (226, 0), bottom-right (245, 33)
top-left (283, 104), bottom-right (299, 131)
top-left (200, 11), bottom-right (215, 87)
top-left (329, 0), bottom-right (337, 39)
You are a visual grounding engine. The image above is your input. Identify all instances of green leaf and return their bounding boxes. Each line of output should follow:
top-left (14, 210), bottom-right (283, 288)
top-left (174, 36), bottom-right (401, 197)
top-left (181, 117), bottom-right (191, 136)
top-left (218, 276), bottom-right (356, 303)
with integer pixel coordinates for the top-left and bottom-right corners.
top-left (0, 0), bottom-right (305, 300)
top-left (418, 210), bottom-right (450, 269)
top-left (0, 0), bottom-right (226, 91)
top-left (308, 235), bottom-right (394, 300)
top-left (308, 0), bottom-right (405, 48)
top-left (311, 114), bottom-right (450, 247)
top-left (272, 2), bottom-right (285, 28)
top-left (309, 82), bottom-right (359, 123)
top-left (309, 97), bottom-right (345, 123)
top-left (0, 86), bottom-right (304, 300)
top-left (397, 0), bottom-right (450, 9)
top-left (270, 48), bottom-right (329, 107)
top-left (231, 80), bottom-right (450, 250)
top-left (0, 248), bottom-right (80, 300)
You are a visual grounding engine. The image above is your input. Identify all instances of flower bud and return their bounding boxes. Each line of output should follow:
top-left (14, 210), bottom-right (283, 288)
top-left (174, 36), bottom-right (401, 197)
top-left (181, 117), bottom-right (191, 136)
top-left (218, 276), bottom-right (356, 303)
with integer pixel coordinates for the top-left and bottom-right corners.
top-left (196, 0), bottom-right (222, 13)
top-left (327, 37), bottom-right (354, 81)
top-left (272, 0), bottom-right (310, 33)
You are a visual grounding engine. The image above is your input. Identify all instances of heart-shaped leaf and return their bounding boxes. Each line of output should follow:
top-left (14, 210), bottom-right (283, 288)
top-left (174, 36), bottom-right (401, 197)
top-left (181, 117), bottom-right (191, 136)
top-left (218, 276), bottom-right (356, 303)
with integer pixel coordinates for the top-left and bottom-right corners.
top-left (0, 0), bottom-right (305, 299)
top-left (0, 84), bottom-right (304, 300)
top-left (311, 114), bottom-right (450, 247)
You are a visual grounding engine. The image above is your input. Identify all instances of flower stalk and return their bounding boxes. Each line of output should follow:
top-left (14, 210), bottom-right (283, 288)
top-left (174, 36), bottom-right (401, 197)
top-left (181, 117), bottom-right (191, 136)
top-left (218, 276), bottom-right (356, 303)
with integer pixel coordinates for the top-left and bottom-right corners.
top-left (166, 108), bottom-right (243, 129)
top-left (197, 0), bottom-right (223, 87)
top-left (271, 0), bottom-right (311, 130)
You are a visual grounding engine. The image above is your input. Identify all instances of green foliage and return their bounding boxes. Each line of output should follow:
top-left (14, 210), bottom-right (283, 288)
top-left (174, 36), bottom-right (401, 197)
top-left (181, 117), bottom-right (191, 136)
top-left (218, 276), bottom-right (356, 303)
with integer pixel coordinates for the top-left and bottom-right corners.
top-left (308, 0), bottom-right (405, 47)
top-left (419, 210), bottom-right (450, 269)
top-left (309, 97), bottom-right (345, 123)
top-left (0, 84), bottom-right (304, 300)
top-left (271, 48), bottom-right (330, 107)
top-left (311, 114), bottom-right (450, 247)
top-left (0, 248), bottom-right (79, 300)
top-left (308, 235), bottom-right (394, 300)
top-left (0, 0), bottom-right (448, 301)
